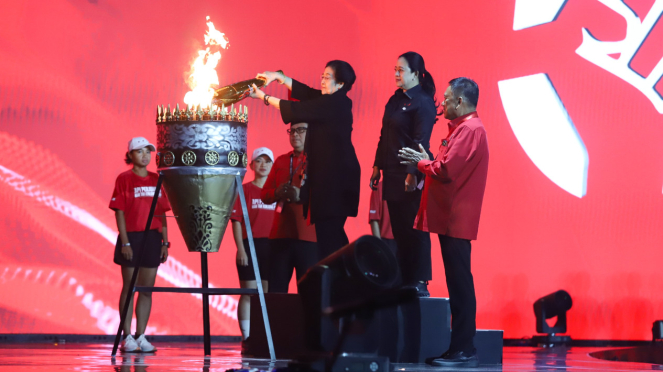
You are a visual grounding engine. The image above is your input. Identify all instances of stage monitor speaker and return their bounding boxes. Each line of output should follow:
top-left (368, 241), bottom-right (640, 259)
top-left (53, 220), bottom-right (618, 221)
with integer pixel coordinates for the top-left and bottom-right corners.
top-left (297, 235), bottom-right (400, 352)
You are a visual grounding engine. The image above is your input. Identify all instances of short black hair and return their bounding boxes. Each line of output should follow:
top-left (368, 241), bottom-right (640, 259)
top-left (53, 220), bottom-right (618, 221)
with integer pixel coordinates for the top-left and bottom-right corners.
top-left (326, 60), bottom-right (356, 92)
top-left (449, 77), bottom-right (479, 108)
top-left (124, 151), bottom-right (132, 165)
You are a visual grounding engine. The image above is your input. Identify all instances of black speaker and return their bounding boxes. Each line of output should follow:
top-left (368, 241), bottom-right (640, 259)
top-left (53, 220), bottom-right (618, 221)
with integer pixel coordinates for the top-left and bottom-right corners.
top-left (297, 235), bottom-right (400, 352)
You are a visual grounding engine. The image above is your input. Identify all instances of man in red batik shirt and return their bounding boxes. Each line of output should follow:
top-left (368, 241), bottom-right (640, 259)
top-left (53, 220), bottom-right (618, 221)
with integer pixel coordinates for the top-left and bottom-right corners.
top-left (399, 77), bottom-right (488, 368)
top-left (261, 122), bottom-right (318, 293)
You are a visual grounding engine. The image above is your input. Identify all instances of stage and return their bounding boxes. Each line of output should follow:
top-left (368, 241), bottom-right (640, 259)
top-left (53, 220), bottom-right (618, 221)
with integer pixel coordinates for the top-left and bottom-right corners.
top-left (0, 342), bottom-right (661, 371)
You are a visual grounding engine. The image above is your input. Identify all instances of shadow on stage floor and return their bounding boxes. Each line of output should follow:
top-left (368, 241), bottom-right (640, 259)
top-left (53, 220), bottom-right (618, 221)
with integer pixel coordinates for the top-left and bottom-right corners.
top-left (0, 342), bottom-right (662, 371)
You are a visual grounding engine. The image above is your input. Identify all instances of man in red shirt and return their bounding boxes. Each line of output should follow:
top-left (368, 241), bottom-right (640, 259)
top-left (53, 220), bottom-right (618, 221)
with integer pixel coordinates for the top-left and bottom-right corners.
top-left (261, 122), bottom-right (318, 293)
top-left (399, 77), bottom-right (488, 368)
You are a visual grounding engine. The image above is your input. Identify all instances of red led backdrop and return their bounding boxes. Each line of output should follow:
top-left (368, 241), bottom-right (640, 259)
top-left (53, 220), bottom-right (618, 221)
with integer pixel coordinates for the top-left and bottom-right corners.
top-left (1, 0), bottom-right (662, 339)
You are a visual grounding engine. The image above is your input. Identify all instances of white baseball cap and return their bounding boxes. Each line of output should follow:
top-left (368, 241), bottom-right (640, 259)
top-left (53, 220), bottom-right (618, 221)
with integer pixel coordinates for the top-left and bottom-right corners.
top-left (252, 147), bottom-right (274, 162)
top-left (128, 137), bottom-right (156, 152)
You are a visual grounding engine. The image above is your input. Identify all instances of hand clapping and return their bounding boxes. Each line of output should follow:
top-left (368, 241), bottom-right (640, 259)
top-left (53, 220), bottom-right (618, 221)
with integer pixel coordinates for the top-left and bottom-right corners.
top-left (399, 144), bottom-right (430, 166)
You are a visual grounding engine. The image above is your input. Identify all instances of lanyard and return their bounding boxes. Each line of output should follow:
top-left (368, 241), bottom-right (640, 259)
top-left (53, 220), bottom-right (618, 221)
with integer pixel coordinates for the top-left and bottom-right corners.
top-left (277, 153), bottom-right (304, 213)
top-left (288, 154), bottom-right (294, 184)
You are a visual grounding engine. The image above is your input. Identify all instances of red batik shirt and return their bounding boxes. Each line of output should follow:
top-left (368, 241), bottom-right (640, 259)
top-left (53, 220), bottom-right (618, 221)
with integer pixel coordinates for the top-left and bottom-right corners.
top-left (414, 112), bottom-right (489, 240)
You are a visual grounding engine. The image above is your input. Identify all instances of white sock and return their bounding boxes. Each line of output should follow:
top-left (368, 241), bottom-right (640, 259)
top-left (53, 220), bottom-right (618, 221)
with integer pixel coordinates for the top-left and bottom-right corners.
top-left (239, 320), bottom-right (250, 340)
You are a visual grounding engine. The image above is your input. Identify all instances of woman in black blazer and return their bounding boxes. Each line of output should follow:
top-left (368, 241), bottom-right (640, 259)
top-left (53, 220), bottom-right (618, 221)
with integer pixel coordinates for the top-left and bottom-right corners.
top-left (370, 52), bottom-right (438, 296)
top-left (248, 60), bottom-right (360, 259)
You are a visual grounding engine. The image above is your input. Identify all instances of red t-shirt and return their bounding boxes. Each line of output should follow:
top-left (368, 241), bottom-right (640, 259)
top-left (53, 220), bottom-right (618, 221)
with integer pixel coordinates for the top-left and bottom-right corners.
top-left (230, 182), bottom-right (276, 240)
top-left (261, 151), bottom-right (317, 242)
top-left (368, 181), bottom-right (394, 240)
top-left (109, 170), bottom-right (171, 232)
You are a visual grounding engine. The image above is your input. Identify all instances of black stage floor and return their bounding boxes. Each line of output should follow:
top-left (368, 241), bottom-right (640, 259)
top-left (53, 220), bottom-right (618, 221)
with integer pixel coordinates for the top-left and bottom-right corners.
top-left (1, 342), bottom-right (662, 371)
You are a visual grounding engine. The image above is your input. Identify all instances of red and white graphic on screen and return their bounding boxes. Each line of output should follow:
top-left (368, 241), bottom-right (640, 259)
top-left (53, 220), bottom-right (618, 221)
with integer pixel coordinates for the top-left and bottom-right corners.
top-left (500, 0), bottom-right (663, 198)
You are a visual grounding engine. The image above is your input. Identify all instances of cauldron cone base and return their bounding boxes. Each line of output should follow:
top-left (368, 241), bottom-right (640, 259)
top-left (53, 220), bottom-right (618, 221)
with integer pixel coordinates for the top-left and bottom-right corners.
top-left (161, 168), bottom-right (246, 252)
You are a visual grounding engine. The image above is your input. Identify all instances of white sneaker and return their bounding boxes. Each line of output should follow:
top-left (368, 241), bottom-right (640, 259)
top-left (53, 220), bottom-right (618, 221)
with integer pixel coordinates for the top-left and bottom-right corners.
top-left (135, 334), bottom-right (156, 352)
top-left (121, 335), bottom-right (139, 352)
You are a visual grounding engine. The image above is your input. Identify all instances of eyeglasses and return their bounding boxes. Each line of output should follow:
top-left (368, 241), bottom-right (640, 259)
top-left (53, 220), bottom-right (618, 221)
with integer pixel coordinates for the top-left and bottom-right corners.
top-left (320, 74), bottom-right (335, 82)
top-left (287, 127), bottom-right (308, 135)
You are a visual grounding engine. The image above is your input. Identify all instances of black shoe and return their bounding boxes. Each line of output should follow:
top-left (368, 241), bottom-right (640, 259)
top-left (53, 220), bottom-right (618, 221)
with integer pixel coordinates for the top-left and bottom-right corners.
top-left (414, 281), bottom-right (430, 297)
top-left (428, 349), bottom-right (479, 368)
top-left (425, 350), bottom-right (451, 364)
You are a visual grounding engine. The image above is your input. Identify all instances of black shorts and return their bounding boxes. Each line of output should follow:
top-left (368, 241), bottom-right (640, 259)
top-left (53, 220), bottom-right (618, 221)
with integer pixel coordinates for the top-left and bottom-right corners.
top-left (114, 230), bottom-right (163, 268)
top-left (236, 238), bottom-right (270, 281)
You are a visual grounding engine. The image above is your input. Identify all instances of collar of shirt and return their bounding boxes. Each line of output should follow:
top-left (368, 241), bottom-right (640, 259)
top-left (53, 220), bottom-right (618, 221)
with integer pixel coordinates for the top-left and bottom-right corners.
top-left (289, 150), bottom-right (305, 160)
top-left (446, 111), bottom-right (479, 138)
top-left (395, 84), bottom-right (424, 100)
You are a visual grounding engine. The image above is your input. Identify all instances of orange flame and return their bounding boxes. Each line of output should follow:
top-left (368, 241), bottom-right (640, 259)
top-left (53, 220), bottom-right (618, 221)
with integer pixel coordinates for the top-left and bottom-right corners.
top-left (183, 16), bottom-right (229, 109)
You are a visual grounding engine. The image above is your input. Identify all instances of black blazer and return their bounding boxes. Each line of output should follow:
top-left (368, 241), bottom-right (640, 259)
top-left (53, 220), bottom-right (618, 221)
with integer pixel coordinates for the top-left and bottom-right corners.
top-left (279, 79), bottom-right (361, 223)
top-left (373, 85), bottom-right (436, 201)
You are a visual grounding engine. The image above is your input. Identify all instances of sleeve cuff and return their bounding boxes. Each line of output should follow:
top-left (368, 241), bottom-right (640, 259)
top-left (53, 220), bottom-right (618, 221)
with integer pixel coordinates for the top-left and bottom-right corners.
top-left (291, 79), bottom-right (305, 100)
top-left (261, 190), bottom-right (276, 204)
top-left (279, 100), bottom-right (293, 124)
top-left (417, 160), bottom-right (432, 173)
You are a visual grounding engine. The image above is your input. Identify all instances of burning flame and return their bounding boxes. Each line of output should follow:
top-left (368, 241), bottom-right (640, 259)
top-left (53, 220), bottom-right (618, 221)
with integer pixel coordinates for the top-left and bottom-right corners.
top-left (183, 16), bottom-right (229, 109)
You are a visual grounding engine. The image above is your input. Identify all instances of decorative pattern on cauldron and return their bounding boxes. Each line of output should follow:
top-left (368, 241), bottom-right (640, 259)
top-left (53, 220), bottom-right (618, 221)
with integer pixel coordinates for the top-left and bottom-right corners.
top-left (156, 121), bottom-right (247, 168)
top-left (156, 116), bottom-right (248, 253)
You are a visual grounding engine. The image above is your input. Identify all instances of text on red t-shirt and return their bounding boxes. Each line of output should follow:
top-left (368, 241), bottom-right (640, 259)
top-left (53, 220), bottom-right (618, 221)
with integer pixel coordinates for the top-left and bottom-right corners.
top-left (230, 182), bottom-right (276, 239)
top-left (109, 170), bottom-right (171, 232)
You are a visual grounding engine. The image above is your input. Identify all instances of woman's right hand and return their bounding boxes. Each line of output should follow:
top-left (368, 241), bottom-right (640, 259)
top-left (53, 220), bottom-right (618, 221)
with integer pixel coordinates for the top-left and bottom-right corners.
top-left (121, 245), bottom-right (133, 261)
top-left (369, 166), bottom-right (381, 190)
top-left (256, 71), bottom-right (283, 87)
top-left (236, 249), bottom-right (248, 267)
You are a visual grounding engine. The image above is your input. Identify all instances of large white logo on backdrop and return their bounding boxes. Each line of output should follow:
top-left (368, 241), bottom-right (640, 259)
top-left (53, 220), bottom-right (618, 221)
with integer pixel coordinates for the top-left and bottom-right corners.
top-left (500, 0), bottom-right (663, 198)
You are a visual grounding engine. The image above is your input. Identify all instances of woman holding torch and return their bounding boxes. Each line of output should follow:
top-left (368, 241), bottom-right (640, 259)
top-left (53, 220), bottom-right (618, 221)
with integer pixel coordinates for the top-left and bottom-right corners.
top-left (248, 61), bottom-right (360, 260)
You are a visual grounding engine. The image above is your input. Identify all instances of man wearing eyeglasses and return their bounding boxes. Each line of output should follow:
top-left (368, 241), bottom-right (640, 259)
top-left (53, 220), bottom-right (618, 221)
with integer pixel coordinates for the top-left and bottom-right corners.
top-left (261, 122), bottom-right (318, 293)
top-left (399, 77), bottom-right (487, 368)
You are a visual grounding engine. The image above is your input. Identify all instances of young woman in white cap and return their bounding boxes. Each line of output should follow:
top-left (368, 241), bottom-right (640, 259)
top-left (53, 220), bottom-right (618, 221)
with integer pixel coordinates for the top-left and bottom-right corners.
top-left (109, 137), bottom-right (171, 353)
top-left (230, 147), bottom-right (276, 343)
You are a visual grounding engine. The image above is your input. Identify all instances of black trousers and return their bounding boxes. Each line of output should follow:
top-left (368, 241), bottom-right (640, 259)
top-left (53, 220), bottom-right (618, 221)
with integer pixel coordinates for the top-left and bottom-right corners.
top-left (387, 192), bottom-right (432, 284)
top-left (268, 239), bottom-right (319, 293)
top-left (315, 216), bottom-right (349, 260)
top-left (439, 234), bottom-right (476, 353)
